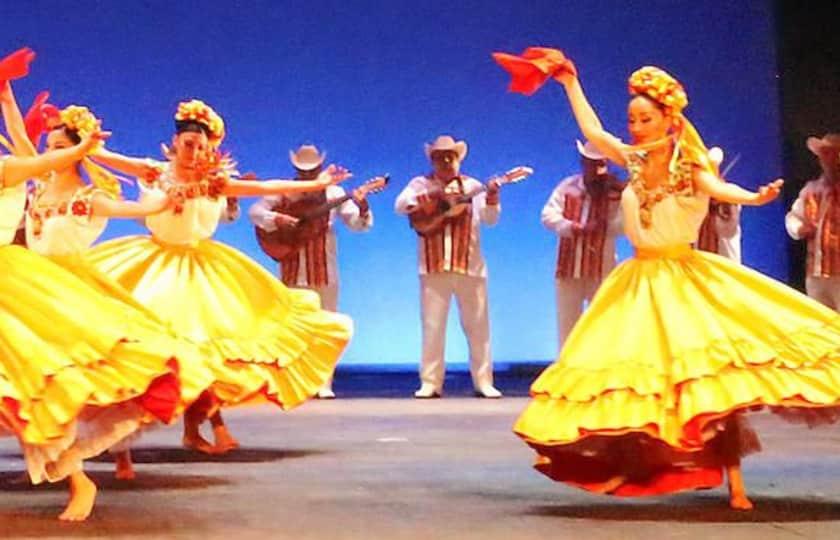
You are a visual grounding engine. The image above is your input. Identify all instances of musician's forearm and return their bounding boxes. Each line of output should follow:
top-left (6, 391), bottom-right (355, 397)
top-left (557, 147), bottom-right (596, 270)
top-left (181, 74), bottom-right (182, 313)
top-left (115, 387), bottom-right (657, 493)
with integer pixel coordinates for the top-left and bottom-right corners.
top-left (480, 205), bottom-right (500, 226)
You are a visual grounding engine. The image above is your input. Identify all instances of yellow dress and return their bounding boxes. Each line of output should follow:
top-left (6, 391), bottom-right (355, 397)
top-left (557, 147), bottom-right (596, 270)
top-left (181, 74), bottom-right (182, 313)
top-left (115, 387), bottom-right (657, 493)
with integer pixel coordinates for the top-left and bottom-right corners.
top-left (86, 165), bottom-right (352, 409)
top-left (514, 152), bottom-right (840, 496)
top-left (0, 159), bottom-right (191, 484)
top-left (25, 182), bottom-right (216, 410)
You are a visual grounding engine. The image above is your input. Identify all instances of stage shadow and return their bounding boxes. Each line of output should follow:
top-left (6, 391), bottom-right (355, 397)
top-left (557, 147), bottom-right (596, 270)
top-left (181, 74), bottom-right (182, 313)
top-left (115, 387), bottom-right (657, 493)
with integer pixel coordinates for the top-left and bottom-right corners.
top-left (0, 503), bottom-right (208, 538)
top-left (0, 470), bottom-right (231, 492)
top-left (0, 446), bottom-right (326, 466)
top-left (526, 495), bottom-right (840, 523)
top-left (90, 446), bottom-right (326, 464)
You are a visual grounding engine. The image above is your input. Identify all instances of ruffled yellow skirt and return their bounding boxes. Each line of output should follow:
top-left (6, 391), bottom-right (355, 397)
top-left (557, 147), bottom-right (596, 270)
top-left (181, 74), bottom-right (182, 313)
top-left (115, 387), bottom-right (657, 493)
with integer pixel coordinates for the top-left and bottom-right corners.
top-left (46, 252), bottom-right (216, 410)
top-left (0, 245), bottom-right (192, 483)
top-left (515, 245), bottom-right (840, 496)
top-left (87, 235), bottom-right (353, 409)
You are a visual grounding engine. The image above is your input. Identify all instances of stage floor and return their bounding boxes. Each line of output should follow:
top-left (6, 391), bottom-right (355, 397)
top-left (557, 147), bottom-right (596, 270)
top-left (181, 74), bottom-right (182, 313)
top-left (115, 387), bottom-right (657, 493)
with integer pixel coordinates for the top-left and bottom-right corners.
top-left (3, 398), bottom-right (840, 539)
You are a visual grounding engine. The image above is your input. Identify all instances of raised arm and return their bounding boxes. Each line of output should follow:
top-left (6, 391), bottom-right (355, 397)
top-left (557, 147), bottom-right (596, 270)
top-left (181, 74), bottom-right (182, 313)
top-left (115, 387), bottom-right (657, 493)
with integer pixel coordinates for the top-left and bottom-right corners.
top-left (0, 82), bottom-right (37, 157)
top-left (556, 69), bottom-right (627, 167)
top-left (223, 164), bottom-right (350, 197)
top-left (694, 169), bottom-right (784, 206)
top-left (90, 148), bottom-right (161, 179)
top-left (2, 132), bottom-right (107, 187)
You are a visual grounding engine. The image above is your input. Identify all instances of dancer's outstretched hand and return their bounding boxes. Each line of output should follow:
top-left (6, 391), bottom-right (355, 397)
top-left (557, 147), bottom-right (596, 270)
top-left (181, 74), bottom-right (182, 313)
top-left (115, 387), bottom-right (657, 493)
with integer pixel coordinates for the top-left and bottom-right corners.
top-left (78, 129), bottom-right (111, 153)
top-left (553, 58), bottom-right (578, 86)
top-left (317, 164), bottom-right (352, 186)
top-left (753, 179), bottom-right (784, 205)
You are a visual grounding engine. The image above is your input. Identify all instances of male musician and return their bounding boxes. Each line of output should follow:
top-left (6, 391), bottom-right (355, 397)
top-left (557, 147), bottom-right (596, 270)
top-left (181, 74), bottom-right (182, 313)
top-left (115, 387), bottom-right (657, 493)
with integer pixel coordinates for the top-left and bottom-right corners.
top-left (786, 133), bottom-right (840, 309)
top-left (395, 135), bottom-right (504, 399)
top-left (541, 140), bottom-right (622, 351)
top-left (249, 144), bottom-right (372, 398)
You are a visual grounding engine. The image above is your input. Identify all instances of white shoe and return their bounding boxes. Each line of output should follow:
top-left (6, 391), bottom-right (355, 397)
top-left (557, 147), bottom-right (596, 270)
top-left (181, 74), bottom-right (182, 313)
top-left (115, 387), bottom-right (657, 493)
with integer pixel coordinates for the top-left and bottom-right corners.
top-left (317, 388), bottom-right (336, 399)
top-left (475, 385), bottom-right (502, 399)
top-left (414, 384), bottom-right (442, 399)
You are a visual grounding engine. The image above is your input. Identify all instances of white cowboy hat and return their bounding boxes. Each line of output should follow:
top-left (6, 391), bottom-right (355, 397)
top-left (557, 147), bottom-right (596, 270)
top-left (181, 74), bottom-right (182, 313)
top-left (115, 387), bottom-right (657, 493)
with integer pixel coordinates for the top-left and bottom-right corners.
top-left (576, 139), bottom-right (605, 161)
top-left (424, 135), bottom-right (468, 161)
top-left (289, 144), bottom-right (326, 170)
top-left (806, 133), bottom-right (840, 155)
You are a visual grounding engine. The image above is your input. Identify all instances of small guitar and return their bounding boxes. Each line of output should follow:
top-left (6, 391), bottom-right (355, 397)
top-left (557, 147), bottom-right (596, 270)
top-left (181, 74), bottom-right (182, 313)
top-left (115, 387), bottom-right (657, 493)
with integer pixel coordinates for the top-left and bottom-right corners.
top-left (255, 175), bottom-right (389, 261)
top-left (409, 166), bottom-right (533, 235)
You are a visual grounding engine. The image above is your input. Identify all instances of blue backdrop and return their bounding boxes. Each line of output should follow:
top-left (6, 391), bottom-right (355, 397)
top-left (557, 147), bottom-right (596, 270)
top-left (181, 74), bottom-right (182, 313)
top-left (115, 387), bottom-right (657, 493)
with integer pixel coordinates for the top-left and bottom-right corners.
top-left (3, 0), bottom-right (783, 365)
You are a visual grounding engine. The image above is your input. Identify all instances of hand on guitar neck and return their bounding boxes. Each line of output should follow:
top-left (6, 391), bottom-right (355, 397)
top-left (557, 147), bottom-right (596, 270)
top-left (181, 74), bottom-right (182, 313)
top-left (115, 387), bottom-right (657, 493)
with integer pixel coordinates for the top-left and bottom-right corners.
top-left (409, 166), bottom-right (533, 235)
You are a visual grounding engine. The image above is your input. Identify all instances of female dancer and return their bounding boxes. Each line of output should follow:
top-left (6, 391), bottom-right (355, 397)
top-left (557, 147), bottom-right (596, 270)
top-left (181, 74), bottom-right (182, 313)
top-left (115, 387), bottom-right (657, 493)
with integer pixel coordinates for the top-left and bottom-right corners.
top-left (1, 81), bottom-right (187, 521)
top-left (1, 86), bottom-right (218, 479)
top-left (514, 57), bottom-right (840, 510)
top-left (87, 99), bottom-right (353, 456)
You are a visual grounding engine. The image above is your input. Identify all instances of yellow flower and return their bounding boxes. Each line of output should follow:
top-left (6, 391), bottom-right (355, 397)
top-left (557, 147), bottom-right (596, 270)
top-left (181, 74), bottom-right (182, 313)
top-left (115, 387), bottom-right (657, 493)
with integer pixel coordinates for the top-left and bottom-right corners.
top-left (175, 99), bottom-right (225, 146)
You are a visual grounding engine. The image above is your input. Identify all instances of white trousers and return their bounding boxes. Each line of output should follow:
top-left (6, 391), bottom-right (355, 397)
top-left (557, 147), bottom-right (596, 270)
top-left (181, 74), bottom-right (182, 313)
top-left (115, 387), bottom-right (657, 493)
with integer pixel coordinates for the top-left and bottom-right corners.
top-left (806, 276), bottom-right (840, 311)
top-left (419, 273), bottom-right (493, 391)
top-left (298, 282), bottom-right (340, 392)
top-left (555, 277), bottom-right (601, 352)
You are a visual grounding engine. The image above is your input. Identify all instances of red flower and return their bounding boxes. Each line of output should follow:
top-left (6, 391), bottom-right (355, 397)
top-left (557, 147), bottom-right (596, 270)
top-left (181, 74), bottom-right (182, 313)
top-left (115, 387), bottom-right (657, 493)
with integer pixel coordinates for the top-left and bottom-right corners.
top-left (71, 200), bottom-right (88, 216)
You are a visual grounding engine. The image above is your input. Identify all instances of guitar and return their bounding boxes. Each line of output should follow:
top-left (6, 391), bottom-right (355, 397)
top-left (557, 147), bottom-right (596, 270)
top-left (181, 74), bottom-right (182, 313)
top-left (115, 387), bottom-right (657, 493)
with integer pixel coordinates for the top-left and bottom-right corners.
top-left (255, 175), bottom-right (389, 261)
top-left (409, 166), bottom-right (533, 235)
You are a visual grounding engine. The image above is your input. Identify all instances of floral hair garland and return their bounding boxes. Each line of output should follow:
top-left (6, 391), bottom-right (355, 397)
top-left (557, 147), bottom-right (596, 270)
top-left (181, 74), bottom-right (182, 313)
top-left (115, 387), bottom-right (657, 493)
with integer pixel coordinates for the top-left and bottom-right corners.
top-left (175, 99), bottom-right (225, 147)
top-left (628, 66), bottom-right (688, 117)
top-left (57, 105), bottom-right (122, 198)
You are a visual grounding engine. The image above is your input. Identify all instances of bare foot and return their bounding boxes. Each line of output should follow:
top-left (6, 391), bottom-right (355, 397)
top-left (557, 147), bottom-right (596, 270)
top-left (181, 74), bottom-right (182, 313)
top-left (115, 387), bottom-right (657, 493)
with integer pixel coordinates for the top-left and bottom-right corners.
top-left (59, 472), bottom-right (97, 521)
top-left (114, 450), bottom-right (136, 480)
top-left (533, 455), bottom-right (551, 467)
top-left (183, 433), bottom-right (218, 454)
top-left (729, 491), bottom-right (754, 510)
top-left (588, 475), bottom-right (626, 495)
top-left (212, 425), bottom-right (240, 454)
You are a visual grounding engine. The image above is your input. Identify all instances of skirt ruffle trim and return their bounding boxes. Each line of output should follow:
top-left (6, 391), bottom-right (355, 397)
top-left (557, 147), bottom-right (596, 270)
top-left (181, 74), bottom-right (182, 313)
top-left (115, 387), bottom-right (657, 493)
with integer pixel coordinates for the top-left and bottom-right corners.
top-left (1, 344), bottom-right (181, 445)
top-left (520, 319), bottom-right (840, 450)
top-left (207, 289), bottom-right (352, 410)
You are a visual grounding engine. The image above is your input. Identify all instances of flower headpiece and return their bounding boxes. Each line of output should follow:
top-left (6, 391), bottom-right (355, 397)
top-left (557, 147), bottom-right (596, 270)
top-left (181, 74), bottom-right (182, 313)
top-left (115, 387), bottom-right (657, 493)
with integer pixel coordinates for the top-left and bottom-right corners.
top-left (175, 99), bottom-right (225, 147)
top-left (59, 105), bottom-right (100, 139)
top-left (57, 105), bottom-right (122, 197)
top-left (627, 66), bottom-right (716, 177)
top-left (628, 66), bottom-right (688, 116)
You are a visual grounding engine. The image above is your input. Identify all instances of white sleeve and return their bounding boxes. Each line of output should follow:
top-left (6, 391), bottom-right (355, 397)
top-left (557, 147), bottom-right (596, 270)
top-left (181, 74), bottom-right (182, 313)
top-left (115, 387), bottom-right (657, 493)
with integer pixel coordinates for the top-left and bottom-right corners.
top-left (785, 186), bottom-right (809, 240)
top-left (395, 178), bottom-right (424, 215)
top-left (248, 196), bottom-right (282, 232)
top-left (541, 180), bottom-right (575, 237)
top-left (476, 187), bottom-right (500, 226)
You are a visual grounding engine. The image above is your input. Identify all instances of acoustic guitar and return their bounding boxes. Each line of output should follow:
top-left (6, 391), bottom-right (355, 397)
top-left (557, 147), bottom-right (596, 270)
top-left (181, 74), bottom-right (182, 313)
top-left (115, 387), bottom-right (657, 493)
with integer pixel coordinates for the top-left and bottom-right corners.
top-left (255, 175), bottom-right (389, 261)
top-left (409, 166), bottom-right (533, 236)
